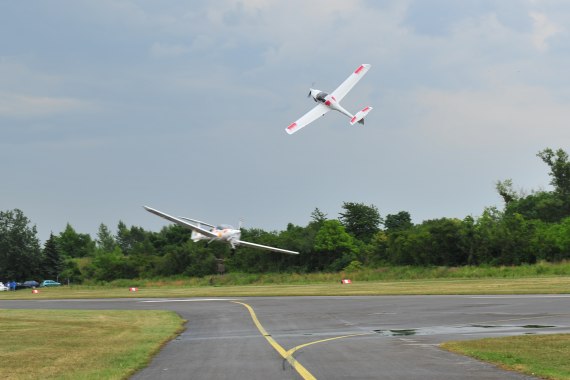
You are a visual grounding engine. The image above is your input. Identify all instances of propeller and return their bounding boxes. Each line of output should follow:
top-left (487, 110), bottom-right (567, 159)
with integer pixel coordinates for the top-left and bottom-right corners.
top-left (307, 82), bottom-right (316, 98)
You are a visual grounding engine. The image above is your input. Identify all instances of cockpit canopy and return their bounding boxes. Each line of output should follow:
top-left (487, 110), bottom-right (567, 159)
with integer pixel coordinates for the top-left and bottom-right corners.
top-left (315, 92), bottom-right (328, 102)
top-left (216, 224), bottom-right (234, 230)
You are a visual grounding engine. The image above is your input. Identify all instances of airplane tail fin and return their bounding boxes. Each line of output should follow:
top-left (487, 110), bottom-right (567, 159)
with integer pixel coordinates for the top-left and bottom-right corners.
top-left (350, 106), bottom-right (373, 126)
top-left (191, 230), bottom-right (202, 242)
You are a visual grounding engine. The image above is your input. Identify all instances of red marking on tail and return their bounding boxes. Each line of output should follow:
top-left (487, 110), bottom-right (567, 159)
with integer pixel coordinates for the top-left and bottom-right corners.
top-left (361, 106), bottom-right (370, 112)
top-left (351, 116), bottom-right (357, 123)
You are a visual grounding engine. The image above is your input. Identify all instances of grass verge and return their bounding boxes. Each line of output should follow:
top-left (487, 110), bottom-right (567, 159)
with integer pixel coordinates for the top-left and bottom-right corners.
top-left (441, 334), bottom-right (570, 380)
top-left (0, 309), bottom-right (184, 379)
top-left (106, 261), bottom-right (570, 287)
top-left (1, 276), bottom-right (569, 299)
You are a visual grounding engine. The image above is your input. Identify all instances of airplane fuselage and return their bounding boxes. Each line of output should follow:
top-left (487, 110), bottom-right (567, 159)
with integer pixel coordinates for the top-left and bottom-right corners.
top-left (192, 226), bottom-right (242, 248)
top-left (309, 89), bottom-right (354, 119)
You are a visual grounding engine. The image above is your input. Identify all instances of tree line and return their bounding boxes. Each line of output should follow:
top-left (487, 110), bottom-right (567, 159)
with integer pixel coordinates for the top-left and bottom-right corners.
top-left (2, 148), bottom-right (570, 283)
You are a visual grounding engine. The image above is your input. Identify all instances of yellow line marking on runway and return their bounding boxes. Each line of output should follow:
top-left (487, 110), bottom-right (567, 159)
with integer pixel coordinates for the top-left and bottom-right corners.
top-left (233, 301), bottom-right (316, 380)
top-left (233, 301), bottom-right (368, 380)
top-left (285, 332), bottom-right (371, 358)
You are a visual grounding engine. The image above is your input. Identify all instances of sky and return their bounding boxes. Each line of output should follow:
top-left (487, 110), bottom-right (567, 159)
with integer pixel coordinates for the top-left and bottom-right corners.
top-left (2, 0), bottom-right (570, 242)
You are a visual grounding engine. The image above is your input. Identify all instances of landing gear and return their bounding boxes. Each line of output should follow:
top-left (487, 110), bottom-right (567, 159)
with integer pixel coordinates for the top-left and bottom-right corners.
top-left (216, 258), bottom-right (226, 275)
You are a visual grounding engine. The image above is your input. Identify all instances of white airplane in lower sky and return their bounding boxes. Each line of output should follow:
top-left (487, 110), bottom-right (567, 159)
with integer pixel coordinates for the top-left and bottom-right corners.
top-left (144, 206), bottom-right (299, 255)
top-left (286, 63), bottom-right (373, 135)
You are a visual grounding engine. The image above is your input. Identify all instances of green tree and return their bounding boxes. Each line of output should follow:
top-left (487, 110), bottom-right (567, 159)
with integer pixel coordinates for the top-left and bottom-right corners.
top-left (384, 211), bottom-right (413, 232)
top-left (368, 230), bottom-right (389, 265)
top-left (277, 223), bottom-right (315, 271)
top-left (505, 191), bottom-right (564, 223)
top-left (96, 223), bottom-right (116, 253)
top-left (494, 213), bottom-right (536, 265)
top-left (60, 258), bottom-right (83, 284)
top-left (116, 221), bottom-right (148, 255)
top-left (42, 233), bottom-right (63, 279)
top-left (422, 218), bottom-right (465, 266)
top-left (58, 224), bottom-right (95, 258)
top-left (537, 148), bottom-right (570, 198)
top-left (0, 209), bottom-right (42, 280)
top-left (385, 227), bottom-right (431, 265)
top-left (471, 207), bottom-right (503, 265)
top-left (339, 202), bottom-right (382, 242)
top-left (459, 216), bottom-right (476, 265)
top-left (90, 246), bottom-right (136, 281)
top-left (384, 218), bottom-right (465, 266)
top-left (496, 179), bottom-right (519, 205)
top-left (310, 208), bottom-right (328, 225)
top-left (314, 220), bottom-right (357, 270)
top-left (534, 217), bottom-right (570, 262)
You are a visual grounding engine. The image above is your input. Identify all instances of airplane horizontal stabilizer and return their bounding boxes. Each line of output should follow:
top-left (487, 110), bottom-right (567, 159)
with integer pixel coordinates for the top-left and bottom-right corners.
top-left (350, 106), bottom-right (373, 126)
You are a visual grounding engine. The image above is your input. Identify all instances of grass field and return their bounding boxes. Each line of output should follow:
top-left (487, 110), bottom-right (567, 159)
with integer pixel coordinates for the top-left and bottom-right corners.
top-left (1, 275), bottom-right (569, 300)
top-left (442, 334), bottom-right (570, 380)
top-left (0, 309), bottom-right (184, 379)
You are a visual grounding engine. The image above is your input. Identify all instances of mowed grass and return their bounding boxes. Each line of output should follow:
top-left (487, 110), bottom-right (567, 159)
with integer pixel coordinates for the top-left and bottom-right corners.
top-left (0, 309), bottom-right (184, 379)
top-left (1, 276), bottom-right (569, 299)
top-left (442, 334), bottom-right (570, 380)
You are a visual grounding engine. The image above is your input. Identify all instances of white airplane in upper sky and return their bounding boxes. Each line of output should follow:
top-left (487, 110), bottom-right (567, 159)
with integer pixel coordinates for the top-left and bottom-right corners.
top-left (286, 63), bottom-right (373, 135)
top-left (144, 206), bottom-right (299, 255)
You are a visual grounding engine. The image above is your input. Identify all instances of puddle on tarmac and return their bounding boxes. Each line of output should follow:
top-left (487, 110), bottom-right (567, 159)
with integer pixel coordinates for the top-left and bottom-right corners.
top-left (374, 329), bottom-right (417, 336)
top-left (373, 324), bottom-right (558, 336)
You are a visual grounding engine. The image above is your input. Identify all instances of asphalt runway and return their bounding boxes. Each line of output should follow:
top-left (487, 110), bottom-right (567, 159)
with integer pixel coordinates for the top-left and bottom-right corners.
top-left (2, 295), bottom-right (570, 379)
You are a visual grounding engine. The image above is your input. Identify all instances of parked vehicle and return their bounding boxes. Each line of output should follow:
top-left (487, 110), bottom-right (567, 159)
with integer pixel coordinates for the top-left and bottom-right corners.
top-left (40, 280), bottom-right (61, 287)
top-left (17, 280), bottom-right (40, 289)
top-left (0, 282), bottom-right (8, 291)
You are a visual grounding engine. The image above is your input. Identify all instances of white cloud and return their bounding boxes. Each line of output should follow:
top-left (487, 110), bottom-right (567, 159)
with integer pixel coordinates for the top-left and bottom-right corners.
top-left (413, 85), bottom-right (570, 150)
top-left (529, 11), bottom-right (562, 51)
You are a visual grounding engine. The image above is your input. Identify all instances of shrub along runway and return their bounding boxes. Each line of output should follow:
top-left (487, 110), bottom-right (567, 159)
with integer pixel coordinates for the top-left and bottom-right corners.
top-left (2, 295), bottom-right (569, 379)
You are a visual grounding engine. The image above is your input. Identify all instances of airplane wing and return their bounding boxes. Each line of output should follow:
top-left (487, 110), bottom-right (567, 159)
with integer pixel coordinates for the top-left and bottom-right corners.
top-left (144, 206), bottom-right (218, 238)
top-left (179, 216), bottom-right (216, 229)
top-left (285, 103), bottom-right (330, 135)
top-left (236, 239), bottom-right (299, 255)
top-left (330, 64), bottom-right (371, 102)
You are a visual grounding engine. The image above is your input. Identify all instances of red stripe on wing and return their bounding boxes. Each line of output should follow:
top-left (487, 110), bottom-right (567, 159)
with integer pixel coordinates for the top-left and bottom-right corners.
top-left (287, 122), bottom-right (297, 130)
top-left (354, 65), bottom-right (365, 74)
